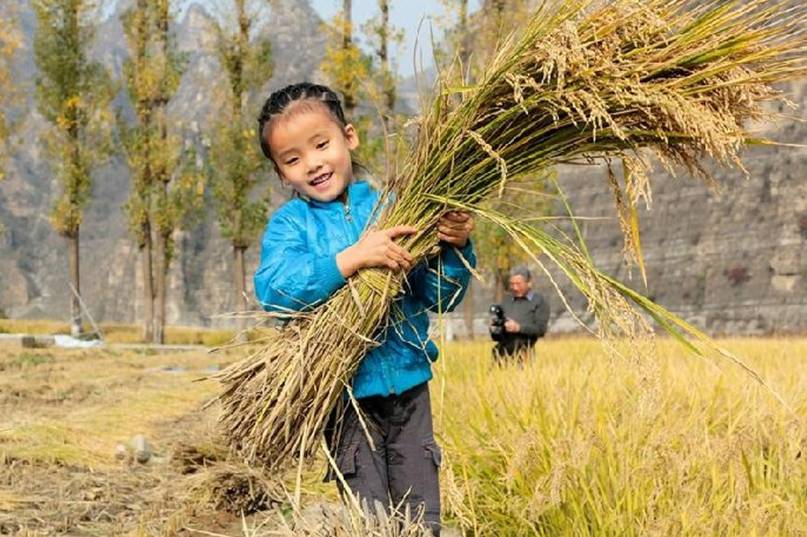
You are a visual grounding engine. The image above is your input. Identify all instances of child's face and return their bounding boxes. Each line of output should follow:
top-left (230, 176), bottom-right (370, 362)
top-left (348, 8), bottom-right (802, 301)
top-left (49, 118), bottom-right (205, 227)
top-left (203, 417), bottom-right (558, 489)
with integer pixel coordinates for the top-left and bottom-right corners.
top-left (266, 105), bottom-right (359, 202)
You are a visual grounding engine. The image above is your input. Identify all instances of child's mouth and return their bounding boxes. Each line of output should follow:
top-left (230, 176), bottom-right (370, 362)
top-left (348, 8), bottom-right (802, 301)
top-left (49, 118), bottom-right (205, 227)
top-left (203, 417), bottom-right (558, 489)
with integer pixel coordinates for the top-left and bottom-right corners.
top-left (309, 172), bottom-right (333, 188)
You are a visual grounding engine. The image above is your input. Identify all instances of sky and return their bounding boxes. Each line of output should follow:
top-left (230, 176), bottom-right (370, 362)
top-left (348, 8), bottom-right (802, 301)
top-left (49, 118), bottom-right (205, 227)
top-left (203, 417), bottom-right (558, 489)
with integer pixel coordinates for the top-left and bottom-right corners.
top-left (309, 0), bottom-right (482, 77)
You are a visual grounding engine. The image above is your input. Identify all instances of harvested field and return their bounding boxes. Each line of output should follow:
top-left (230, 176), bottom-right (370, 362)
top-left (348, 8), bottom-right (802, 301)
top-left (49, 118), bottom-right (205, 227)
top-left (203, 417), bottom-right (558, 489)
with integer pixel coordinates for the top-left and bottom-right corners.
top-left (0, 346), bottom-right (289, 536)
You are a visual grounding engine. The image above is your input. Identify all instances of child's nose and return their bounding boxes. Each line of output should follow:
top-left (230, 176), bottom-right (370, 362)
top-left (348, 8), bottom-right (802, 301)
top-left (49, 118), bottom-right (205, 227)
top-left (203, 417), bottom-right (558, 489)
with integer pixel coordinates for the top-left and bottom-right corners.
top-left (306, 155), bottom-right (323, 173)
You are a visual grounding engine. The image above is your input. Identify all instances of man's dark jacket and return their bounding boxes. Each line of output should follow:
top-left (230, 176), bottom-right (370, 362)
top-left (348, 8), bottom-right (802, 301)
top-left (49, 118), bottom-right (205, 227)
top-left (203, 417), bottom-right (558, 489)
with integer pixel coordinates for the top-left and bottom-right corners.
top-left (494, 291), bottom-right (550, 355)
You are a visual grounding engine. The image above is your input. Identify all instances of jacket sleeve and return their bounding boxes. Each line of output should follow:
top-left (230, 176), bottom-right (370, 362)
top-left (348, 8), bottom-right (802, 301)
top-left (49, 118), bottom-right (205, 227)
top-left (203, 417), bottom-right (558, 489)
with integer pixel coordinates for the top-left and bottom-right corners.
top-left (410, 240), bottom-right (476, 313)
top-left (253, 211), bottom-right (346, 313)
top-left (519, 294), bottom-right (550, 337)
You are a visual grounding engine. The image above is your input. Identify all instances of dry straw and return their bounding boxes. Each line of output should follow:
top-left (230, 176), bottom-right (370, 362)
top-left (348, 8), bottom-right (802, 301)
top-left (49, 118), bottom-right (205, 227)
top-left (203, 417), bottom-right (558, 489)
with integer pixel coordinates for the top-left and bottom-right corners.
top-left (212, 0), bottom-right (806, 469)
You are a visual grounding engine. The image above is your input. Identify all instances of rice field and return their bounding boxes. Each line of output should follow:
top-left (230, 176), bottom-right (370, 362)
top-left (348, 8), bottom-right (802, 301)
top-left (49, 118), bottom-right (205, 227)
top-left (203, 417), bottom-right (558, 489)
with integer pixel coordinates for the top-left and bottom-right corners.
top-left (434, 338), bottom-right (807, 536)
top-left (0, 336), bottom-right (804, 535)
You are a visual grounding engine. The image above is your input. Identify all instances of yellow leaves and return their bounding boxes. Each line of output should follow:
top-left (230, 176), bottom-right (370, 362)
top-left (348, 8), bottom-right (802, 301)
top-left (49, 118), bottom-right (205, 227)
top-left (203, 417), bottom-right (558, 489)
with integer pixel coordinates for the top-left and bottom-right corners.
top-left (50, 196), bottom-right (83, 236)
top-left (55, 95), bottom-right (114, 135)
top-left (0, 10), bottom-right (21, 81)
top-left (321, 43), bottom-right (368, 105)
top-left (64, 95), bottom-right (82, 110)
top-left (0, 9), bottom-right (21, 172)
top-left (133, 64), bottom-right (162, 102)
top-left (320, 14), bottom-right (369, 112)
top-left (56, 113), bottom-right (75, 130)
top-left (195, 175), bottom-right (205, 197)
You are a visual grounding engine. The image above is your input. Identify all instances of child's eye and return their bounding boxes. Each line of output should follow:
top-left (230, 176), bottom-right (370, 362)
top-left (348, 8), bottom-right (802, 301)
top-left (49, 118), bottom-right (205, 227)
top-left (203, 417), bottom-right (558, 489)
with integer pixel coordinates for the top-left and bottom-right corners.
top-left (284, 157), bottom-right (299, 165)
top-left (316, 140), bottom-right (329, 150)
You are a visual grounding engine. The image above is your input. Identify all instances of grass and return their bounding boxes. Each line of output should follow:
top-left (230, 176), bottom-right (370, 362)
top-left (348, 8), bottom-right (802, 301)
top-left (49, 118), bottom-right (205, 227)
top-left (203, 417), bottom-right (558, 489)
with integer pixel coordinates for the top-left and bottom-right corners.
top-left (1, 351), bottom-right (55, 369)
top-left (0, 318), bottom-right (237, 346)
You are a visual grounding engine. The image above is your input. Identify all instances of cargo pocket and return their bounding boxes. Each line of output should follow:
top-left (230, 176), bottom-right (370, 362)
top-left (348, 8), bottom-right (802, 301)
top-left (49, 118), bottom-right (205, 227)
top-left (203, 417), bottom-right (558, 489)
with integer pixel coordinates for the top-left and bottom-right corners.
top-left (423, 439), bottom-right (442, 469)
top-left (325, 442), bottom-right (359, 482)
top-left (420, 439), bottom-right (443, 523)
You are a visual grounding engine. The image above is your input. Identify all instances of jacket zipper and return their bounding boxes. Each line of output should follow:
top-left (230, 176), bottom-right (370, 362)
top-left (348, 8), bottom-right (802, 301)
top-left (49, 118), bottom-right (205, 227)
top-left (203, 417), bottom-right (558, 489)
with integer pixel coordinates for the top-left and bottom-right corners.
top-left (343, 193), bottom-right (394, 394)
top-left (342, 196), bottom-right (356, 243)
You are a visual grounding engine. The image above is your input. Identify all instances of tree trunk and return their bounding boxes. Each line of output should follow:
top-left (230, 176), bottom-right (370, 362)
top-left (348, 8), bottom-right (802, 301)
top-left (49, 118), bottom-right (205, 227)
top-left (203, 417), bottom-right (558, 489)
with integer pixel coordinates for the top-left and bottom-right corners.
top-left (458, 0), bottom-right (471, 78)
top-left (234, 244), bottom-right (248, 341)
top-left (378, 0), bottom-right (393, 130)
top-left (342, 0), bottom-right (355, 115)
top-left (494, 269), bottom-right (506, 303)
top-left (141, 224), bottom-right (154, 342)
top-left (342, 0), bottom-right (352, 49)
top-left (153, 228), bottom-right (167, 344)
top-left (151, 124), bottom-right (168, 346)
top-left (68, 229), bottom-right (82, 337)
top-left (151, 0), bottom-right (170, 346)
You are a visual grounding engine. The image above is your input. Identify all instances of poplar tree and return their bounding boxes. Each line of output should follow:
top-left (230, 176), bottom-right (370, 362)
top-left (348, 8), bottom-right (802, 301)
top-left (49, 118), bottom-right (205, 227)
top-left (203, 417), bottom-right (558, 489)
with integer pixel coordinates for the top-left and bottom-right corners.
top-left (33, 0), bottom-right (114, 337)
top-left (151, 0), bottom-right (203, 344)
top-left (363, 0), bottom-right (403, 132)
top-left (210, 0), bottom-right (273, 330)
top-left (320, 0), bottom-right (366, 121)
top-left (439, 0), bottom-right (470, 77)
top-left (0, 5), bottom-right (22, 180)
top-left (120, 0), bottom-right (202, 343)
top-left (121, 0), bottom-right (157, 341)
top-left (322, 1), bottom-right (406, 177)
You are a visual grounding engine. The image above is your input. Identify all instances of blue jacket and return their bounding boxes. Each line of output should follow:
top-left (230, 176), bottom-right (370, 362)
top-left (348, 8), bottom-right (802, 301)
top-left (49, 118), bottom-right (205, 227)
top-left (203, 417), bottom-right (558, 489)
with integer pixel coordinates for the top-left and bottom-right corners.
top-left (254, 180), bottom-right (476, 399)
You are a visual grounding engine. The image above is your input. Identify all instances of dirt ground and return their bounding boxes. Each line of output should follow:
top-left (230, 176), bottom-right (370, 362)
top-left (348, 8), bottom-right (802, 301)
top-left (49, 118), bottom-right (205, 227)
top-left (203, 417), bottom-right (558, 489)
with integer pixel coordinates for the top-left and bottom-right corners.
top-left (0, 345), bottom-right (318, 536)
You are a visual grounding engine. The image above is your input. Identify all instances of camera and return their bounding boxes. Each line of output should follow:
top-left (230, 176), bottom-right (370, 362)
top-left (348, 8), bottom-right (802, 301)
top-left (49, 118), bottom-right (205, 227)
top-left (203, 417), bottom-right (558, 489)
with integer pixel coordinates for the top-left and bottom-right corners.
top-left (489, 304), bottom-right (505, 341)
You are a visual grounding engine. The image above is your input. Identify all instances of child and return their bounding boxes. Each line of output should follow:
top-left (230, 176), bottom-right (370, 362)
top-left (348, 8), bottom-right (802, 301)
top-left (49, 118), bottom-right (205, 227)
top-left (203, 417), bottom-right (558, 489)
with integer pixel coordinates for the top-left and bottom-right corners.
top-left (253, 82), bottom-right (475, 536)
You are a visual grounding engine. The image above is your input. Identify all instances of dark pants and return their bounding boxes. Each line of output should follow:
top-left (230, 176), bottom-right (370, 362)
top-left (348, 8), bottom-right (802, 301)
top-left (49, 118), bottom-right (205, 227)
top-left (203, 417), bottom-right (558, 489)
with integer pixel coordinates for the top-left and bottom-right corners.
top-left (325, 382), bottom-right (442, 535)
top-left (493, 335), bottom-right (535, 364)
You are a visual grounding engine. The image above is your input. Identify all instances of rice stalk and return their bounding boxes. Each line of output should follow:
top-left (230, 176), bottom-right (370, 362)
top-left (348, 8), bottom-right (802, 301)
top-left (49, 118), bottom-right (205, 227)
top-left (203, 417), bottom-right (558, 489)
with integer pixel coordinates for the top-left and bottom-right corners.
top-left (212, 0), bottom-right (806, 470)
top-left (267, 499), bottom-right (432, 537)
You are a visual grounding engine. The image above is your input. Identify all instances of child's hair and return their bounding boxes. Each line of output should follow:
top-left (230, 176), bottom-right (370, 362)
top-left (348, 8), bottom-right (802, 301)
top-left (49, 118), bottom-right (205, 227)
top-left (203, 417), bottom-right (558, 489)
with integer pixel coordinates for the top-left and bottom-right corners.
top-left (257, 82), bottom-right (348, 161)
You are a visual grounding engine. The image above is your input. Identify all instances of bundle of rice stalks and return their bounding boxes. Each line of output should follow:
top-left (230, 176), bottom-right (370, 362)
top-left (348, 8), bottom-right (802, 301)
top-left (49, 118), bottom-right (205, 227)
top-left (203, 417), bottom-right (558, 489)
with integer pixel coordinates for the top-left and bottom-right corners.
top-left (189, 461), bottom-right (282, 515)
top-left (213, 0), bottom-right (806, 468)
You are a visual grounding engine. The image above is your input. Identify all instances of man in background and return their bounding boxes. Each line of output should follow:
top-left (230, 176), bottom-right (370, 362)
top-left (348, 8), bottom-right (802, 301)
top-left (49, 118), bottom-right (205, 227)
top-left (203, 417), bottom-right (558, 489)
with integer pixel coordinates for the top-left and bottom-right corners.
top-left (490, 267), bottom-right (550, 362)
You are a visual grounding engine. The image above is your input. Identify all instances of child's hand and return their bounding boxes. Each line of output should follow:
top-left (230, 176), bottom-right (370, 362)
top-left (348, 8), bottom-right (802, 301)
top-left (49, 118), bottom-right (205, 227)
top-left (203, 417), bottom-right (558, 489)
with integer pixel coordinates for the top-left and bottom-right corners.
top-left (437, 211), bottom-right (474, 248)
top-left (337, 225), bottom-right (417, 277)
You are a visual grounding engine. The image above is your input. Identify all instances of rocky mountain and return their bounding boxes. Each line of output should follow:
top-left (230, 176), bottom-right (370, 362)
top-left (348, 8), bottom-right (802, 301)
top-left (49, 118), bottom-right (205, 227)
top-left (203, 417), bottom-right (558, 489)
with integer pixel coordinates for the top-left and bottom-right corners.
top-left (0, 1), bottom-right (804, 335)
